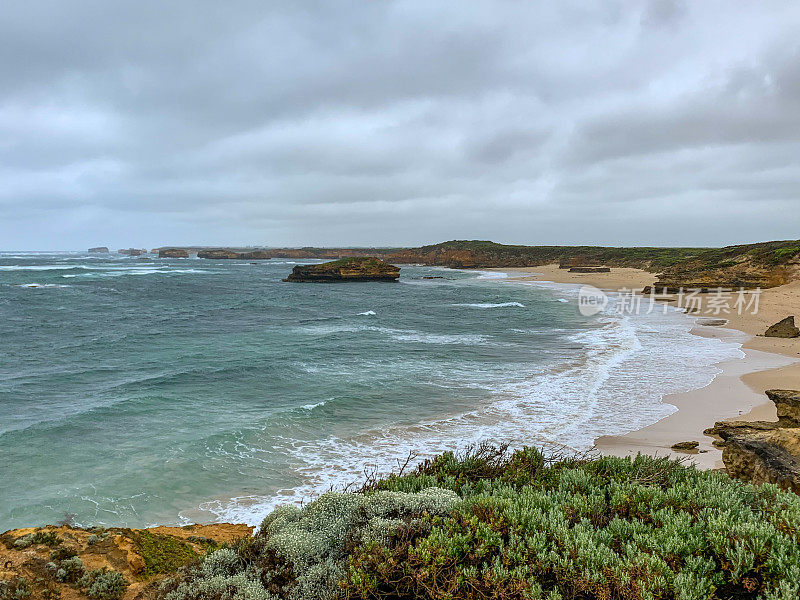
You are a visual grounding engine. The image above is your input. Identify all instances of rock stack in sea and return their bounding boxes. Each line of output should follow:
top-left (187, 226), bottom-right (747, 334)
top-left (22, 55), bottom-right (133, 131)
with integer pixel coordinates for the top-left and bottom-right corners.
top-left (158, 248), bottom-right (190, 258)
top-left (284, 257), bottom-right (400, 282)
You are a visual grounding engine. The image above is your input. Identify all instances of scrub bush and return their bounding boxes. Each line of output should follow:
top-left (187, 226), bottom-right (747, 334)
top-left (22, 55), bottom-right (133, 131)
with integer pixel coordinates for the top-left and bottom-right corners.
top-left (156, 446), bottom-right (800, 600)
top-left (79, 569), bottom-right (127, 600)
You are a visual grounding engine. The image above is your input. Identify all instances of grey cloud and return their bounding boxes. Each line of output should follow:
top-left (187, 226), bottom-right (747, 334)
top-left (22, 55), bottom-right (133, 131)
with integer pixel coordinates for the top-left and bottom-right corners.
top-left (2, 1), bottom-right (800, 249)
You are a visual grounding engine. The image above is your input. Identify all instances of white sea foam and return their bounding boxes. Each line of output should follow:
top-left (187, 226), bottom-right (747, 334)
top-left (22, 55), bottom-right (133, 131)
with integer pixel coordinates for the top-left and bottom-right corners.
top-left (0, 265), bottom-right (80, 271)
top-left (199, 287), bottom-right (745, 527)
top-left (557, 298), bottom-right (569, 303)
top-left (357, 310), bottom-right (376, 316)
top-left (475, 271), bottom-right (508, 279)
top-left (453, 302), bottom-right (524, 308)
top-left (17, 283), bottom-right (72, 288)
top-left (62, 268), bottom-right (210, 278)
top-left (300, 400), bottom-right (328, 411)
top-left (298, 323), bottom-right (490, 345)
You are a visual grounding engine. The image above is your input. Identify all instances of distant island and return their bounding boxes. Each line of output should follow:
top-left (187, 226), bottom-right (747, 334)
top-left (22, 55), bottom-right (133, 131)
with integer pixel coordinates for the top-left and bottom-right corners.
top-left (284, 257), bottom-right (400, 282)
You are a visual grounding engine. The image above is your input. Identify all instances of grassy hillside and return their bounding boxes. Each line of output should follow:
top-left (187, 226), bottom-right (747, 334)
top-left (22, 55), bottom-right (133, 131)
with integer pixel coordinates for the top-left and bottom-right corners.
top-left (652, 240), bottom-right (800, 291)
top-left (387, 240), bottom-right (800, 289)
top-left (157, 445), bottom-right (800, 600)
top-left (387, 240), bottom-right (705, 270)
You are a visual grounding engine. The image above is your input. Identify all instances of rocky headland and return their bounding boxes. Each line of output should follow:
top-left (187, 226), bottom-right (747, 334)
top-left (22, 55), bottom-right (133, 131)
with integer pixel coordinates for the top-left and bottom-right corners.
top-left (386, 239), bottom-right (800, 290)
top-left (284, 257), bottom-right (400, 282)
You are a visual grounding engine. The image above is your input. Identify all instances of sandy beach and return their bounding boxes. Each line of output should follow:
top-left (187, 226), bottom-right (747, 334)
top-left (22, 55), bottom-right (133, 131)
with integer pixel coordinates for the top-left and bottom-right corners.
top-left (497, 264), bottom-right (800, 468)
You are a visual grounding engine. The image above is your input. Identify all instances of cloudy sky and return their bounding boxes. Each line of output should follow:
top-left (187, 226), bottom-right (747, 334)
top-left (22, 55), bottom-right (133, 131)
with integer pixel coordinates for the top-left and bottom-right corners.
top-left (2, 1), bottom-right (799, 250)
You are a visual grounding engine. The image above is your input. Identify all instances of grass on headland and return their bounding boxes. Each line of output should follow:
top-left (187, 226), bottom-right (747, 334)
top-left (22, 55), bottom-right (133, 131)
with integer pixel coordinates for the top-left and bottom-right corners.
top-left (158, 444), bottom-right (800, 600)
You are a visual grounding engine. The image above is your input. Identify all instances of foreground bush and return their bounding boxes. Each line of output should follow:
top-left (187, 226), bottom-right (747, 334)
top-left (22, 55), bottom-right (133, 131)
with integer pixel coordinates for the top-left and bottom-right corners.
top-left (160, 446), bottom-right (800, 600)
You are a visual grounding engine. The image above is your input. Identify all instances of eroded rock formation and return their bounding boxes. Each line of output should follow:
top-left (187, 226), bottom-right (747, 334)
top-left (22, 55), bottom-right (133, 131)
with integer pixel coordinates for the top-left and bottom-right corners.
top-left (197, 249), bottom-right (271, 259)
top-left (765, 316), bottom-right (800, 338)
top-left (705, 389), bottom-right (800, 492)
top-left (158, 248), bottom-right (190, 258)
top-left (284, 257), bottom-right (400, 282)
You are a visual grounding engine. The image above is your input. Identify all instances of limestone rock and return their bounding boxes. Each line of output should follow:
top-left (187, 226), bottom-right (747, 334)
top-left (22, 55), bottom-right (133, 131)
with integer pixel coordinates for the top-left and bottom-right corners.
top-left (197, 249), bottom-right (271, 259)
top-left (764, 316), bottom-right (800, 338)
top-left (568, 266), bottom-right (610, 273)
top-left (720, 429), bottom-right (800, 493)
top-left (767, 389), bottom-right (800, 426)
top-left (88, 247), bottom-right (109, 253)
top-left (709, 389), bottom-right (800, 492)
top-left (284, 257), bottom-right (400, 282)
top-left (158, 248), bottom-right (189, 258)
top-left (671, 441), bottom-right (699, 451)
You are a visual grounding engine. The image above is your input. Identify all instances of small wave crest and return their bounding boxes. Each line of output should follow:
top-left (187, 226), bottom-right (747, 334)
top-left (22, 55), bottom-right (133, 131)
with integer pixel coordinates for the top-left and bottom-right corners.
top-left (453, 302), bottom-right (524, 308)
top-left (357, 310), bottom-right (376, 316)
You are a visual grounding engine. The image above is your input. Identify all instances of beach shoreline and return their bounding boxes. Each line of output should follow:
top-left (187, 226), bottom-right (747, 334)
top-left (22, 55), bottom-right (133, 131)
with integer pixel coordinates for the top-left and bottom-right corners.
top-left (494, 264), bottom-right (800, 468)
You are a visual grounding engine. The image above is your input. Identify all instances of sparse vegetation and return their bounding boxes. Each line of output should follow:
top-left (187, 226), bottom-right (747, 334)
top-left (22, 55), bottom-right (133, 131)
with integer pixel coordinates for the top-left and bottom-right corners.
top-left (0, 578), bottom-right (31, 600)
top-left (79, 569), bottom-right (127, 600)
top-left (129, 530), bottom-right (200, 577)
top-left (12, 531), bottom-right (62, 549)
top-left (156, 445), bottom-right (800, 600)
top-left (55, 556), bottom-right (84, 583)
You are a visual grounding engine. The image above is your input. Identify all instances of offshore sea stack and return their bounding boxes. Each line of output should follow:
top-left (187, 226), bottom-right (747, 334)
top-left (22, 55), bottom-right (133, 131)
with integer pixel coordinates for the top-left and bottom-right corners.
top-left (764, 316), bottom-right (800, 338)
top-left (705, 389), bottom-right (800, 493)
top-left (88, 246), bottom-right (109, 253)
top-left (284, 257), bottom-right (400, 282)
top-left (158, 248), bottom-right (190, 258)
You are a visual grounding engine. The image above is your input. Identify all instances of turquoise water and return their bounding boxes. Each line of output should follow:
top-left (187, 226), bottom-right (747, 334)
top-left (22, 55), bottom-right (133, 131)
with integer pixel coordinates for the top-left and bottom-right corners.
top-left (0, 252), bottom-right (742, 529)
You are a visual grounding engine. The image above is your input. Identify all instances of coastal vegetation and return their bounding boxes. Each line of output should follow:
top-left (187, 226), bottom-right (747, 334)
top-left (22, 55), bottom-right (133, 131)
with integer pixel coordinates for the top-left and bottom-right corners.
top-left (155, 445), bottom-right (800, 600)
top-left (152, 239), bottom-right (800, 289)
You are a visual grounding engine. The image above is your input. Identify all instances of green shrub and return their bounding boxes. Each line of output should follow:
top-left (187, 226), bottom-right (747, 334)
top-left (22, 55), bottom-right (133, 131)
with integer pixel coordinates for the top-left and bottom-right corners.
top-left (55, 556), bottom-right (84, 583)
top-left (154, 447), bottom-right (800, 600)
top-left (13, 530), bottom-right (61, 549)
top-left (344, 451), bottom-right (800, 600)
top-left (130, 530), bottom-right (199, 576)
top-left (774, 246), bottom-right (800, 262)
top-left (160, 488), bottom-right (458, 600)
top-left (0, 578), bottom-right (31, 600)
top-left (79, 569), bottom-right (127, 600)
top-left (50, 546), bottom-right (78, 561)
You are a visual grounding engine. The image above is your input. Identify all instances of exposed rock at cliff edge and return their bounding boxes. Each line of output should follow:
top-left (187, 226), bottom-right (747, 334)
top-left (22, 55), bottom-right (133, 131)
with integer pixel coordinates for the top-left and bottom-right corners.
top-left (705, 389), bottom-right (800, 493)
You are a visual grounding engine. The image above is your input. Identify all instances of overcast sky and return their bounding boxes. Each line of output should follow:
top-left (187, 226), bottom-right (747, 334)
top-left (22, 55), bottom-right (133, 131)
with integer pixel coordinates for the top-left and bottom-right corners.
top-left (2, 1), bottom-right (799, 250)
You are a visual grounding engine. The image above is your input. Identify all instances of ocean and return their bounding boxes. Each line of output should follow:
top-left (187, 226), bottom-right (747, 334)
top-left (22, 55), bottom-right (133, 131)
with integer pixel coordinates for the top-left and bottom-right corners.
top-left (0, 252), bottom-right (743, 530)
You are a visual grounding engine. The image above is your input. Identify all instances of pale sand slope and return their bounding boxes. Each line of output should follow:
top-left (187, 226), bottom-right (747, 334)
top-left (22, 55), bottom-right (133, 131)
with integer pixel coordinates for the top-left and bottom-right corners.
top-left (495, 264), bottom-right (800, 468)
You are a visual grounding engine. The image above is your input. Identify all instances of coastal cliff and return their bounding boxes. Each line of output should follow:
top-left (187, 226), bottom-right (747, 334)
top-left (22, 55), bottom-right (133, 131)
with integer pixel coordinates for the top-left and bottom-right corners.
top-left (146, 240), bottom-right (800, 290)
top-left (0, 523), bottom-right (251, 600)
top-left (284, 257), bottom-right (400, 282)
top-left (387, 239), bottom-right (800, 290)
top-left (706, 389), bottom-right (800, 492)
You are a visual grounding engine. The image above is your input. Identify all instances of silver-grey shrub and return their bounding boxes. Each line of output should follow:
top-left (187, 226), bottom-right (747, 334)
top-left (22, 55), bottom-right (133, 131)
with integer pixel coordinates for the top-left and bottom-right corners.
top-left (162, 487), bottom-right (458, 600)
